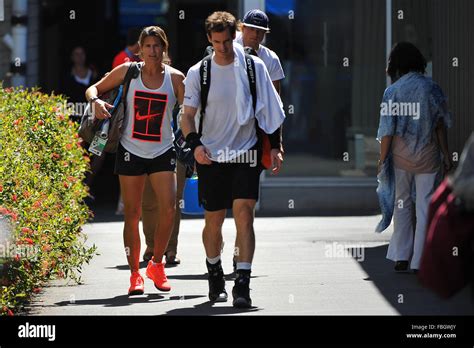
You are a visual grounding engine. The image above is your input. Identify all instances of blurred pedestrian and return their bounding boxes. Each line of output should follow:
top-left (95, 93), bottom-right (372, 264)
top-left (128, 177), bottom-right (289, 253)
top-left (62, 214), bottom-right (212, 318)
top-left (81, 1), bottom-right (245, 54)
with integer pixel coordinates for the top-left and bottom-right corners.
top-left (376, 42), bottom-right (453, 273)
top-left (112, 27), bottom-right (142, 69)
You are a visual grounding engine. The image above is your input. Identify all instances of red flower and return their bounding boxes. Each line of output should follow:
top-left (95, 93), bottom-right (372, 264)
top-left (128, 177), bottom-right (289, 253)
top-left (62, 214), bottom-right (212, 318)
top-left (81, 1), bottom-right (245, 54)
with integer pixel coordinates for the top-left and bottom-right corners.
top-left (38, 120), bottom-right (44, 126)
top-left (64, 216), bottom-right (72, 223)
top-left (7, 309), bottom-right (14, 316)
top-left (52, 153), bottom-right (60, 160)
top-left (42, 212), bottom-right (48, 218)
top-left (12, 194), bottom-right (17, 202)
top-left (33, 288), bottom-right (41, 294)
top-left (0, 185), bottom-right (3, 192)
top-left (32, 126), bottom-right (37, 132)
top-left (23, 191), bottom-right (30, 199)
top-left (33, 163), bottom-right (40, 170)
top-left (65, 143), bottom-right (72, 150)
top-left (63, 182), bottom-right (69, 188)
top-left (57, 114), bottom-right (65, 121)
top-left (21, 227), bottom-right (32, 234)
top-left (33, 200), bottom-right (42, 208)
top-left (14, 254), bottom-right (20, 262)
top-left (24, 238), bottom-right (34, 245)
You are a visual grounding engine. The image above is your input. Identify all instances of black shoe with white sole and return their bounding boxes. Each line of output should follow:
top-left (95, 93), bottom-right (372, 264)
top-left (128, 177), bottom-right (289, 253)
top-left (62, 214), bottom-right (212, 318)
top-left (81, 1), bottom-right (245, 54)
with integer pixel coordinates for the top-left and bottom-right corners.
top-left (232, 270), bottom-right (252, 308)
top-left (206, 260), bottom-right (228, 302)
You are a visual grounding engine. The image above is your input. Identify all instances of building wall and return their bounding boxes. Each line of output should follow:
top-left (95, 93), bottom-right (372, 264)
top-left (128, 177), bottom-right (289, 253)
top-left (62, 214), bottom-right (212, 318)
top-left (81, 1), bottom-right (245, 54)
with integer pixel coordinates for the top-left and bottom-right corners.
top-left (27, 0), bottom-right (39, 87)
top-left (0, 0), bottom-right (12, 85)
top-left (0, 0), bottom-right (40, 87)
top-left (432, 0), bottom-right (474, 159)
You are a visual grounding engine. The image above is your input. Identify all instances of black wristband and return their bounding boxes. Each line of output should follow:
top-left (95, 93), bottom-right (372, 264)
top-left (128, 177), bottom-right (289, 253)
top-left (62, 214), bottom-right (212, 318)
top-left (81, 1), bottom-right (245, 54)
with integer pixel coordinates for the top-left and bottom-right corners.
top-left (268, 126), bottom-right (282, 149)
top-left (185, 132), bottom-right (203, 152)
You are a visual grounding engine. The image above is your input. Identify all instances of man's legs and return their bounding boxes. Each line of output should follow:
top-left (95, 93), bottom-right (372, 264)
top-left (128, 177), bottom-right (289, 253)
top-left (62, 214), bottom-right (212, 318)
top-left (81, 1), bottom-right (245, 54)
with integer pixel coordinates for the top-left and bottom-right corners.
top-left (165, 161), bottom-right (187, 263)
top-left (232, 198), bottom-right (256, 308)
top-left (202, 209), bottom-right (228, 302)
top-left (233, 199), bottom-right (256, 263)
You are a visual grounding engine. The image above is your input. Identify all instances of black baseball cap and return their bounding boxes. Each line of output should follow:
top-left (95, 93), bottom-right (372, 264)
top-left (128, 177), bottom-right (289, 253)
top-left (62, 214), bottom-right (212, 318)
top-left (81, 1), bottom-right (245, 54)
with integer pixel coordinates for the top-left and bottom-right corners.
top-left (242, 9), bottom-right (270, 32)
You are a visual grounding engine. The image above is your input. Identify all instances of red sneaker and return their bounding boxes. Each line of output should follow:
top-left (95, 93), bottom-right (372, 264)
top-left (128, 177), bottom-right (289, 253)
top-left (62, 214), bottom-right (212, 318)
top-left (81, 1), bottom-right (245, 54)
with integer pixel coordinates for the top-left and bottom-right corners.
top-left (128, 271), bottom-right (144, 296)
top-left (146, 260), bottom-right (171, 292)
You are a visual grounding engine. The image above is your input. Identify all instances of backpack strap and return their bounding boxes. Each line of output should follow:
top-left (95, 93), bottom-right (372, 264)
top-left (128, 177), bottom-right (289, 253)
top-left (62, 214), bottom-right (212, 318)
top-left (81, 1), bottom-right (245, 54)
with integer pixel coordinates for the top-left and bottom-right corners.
top-left (120, 62), bottom-right (142, 113)
top-left (198, 54), bottom-right (212, 136)
top-left (244, 52), bottom-right (257, 115)
top-left (198, 50), bottom-right (257, 136)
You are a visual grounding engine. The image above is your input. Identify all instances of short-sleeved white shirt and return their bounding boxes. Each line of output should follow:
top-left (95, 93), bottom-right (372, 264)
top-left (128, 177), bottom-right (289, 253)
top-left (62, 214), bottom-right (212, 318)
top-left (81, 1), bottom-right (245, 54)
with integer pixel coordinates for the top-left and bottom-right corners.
top-left (183, 56), bottom-right (258, 162)
top-left (235, 31), bottom-right (285, 82)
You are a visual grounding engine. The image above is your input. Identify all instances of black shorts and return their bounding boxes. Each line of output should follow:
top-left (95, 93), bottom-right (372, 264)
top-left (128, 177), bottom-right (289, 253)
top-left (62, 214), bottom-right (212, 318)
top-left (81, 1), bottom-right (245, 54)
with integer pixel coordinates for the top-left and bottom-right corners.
top-left (196, 160), bottom-right (263, 211)
top-left (114, 143), bottom-right (176, 176)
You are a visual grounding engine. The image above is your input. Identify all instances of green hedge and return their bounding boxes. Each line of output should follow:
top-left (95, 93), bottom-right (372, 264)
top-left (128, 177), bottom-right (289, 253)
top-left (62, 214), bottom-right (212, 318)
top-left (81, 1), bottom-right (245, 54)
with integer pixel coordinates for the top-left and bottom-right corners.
top-left (0, 85), bottom-right (97, 315)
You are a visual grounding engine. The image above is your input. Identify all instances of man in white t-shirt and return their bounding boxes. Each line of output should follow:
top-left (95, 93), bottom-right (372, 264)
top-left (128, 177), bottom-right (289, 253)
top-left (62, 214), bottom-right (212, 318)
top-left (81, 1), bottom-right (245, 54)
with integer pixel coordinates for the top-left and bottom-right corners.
top-left (181, 11), bottom-right (285, 309)
top-left (232, 9), bottom-right (286, 272)
top-left (235, 9), bottom-right (285, 94)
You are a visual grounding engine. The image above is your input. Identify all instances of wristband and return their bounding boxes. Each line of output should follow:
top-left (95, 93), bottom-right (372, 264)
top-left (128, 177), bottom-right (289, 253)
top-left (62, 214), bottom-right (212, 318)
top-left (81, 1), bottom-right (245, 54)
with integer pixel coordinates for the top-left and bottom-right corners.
top-left (185, 132), bottom-right (203, 152)
top-left (89, 96), bottom-right (99, 104)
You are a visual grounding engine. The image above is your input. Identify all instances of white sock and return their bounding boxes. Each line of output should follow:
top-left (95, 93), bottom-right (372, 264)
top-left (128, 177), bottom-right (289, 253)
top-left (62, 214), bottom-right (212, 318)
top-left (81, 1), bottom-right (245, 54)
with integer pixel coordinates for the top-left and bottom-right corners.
top-left (236, 262), bottom-right (252, 271)
top-left (207, 255), bottom-right (221, 265)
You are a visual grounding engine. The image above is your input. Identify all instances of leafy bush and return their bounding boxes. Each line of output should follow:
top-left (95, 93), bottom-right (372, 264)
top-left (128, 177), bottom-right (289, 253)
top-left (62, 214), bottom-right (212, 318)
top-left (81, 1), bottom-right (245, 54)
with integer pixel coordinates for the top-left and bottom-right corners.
top-left (0, 85), bottom-right (97, 315)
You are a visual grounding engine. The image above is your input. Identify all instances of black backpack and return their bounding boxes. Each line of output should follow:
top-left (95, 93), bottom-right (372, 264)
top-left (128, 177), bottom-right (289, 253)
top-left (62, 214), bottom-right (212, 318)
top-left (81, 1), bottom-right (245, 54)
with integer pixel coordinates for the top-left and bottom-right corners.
top-left (79, 62), bottom-right (142, 155)
top-left (198, 46), bottom-right (272, 169)
top-left (198, 46), bottom-right (257, 135)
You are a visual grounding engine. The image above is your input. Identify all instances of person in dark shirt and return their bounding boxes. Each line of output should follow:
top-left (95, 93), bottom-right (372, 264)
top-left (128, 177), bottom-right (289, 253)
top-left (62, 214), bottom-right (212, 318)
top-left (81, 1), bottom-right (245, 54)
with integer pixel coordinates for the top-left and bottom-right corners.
top-left (61, 46), bottom-right (99, 119)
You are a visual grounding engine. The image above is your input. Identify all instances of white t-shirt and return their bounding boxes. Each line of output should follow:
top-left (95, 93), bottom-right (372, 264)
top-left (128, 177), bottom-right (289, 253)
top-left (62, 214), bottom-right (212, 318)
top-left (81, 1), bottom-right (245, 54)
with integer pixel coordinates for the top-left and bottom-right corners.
top-left (183, 56), bottom-right (258, 162)
top-left (235, 31), bottom-right (285, 82)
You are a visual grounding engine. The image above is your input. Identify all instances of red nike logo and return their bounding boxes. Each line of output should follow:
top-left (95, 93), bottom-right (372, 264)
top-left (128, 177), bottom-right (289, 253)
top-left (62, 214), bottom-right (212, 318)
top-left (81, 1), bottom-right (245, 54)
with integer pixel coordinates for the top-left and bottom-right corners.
top-left (135, 111), bottom-right (162, 121)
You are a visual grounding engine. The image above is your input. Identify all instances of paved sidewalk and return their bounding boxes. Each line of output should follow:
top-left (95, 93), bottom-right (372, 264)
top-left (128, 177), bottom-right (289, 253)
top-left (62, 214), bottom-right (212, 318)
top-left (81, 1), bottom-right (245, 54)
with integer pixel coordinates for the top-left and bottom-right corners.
top-left (29, 216), bottom-right (473, 315)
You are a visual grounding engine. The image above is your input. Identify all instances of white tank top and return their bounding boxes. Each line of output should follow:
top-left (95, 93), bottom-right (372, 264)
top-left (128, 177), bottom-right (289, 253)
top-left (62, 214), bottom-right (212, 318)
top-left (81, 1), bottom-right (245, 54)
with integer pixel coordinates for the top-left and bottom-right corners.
top-left (120, 64), bottom-right (176, 158)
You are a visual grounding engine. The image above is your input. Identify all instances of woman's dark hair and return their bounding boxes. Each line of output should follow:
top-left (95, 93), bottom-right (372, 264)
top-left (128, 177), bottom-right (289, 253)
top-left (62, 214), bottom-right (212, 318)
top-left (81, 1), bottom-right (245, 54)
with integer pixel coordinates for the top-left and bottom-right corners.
top-left (387, 42), bottom-right (427, 82)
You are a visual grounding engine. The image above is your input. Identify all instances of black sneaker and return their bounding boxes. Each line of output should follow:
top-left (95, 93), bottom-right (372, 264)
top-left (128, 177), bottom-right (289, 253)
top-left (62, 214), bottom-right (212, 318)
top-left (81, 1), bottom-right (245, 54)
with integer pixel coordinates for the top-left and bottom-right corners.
top-left (232, 270), bottom-right (252, 308)
top-left (206, 260), bottom-right (228, 302)
top-left (394, 260), bottom-right (409, 272)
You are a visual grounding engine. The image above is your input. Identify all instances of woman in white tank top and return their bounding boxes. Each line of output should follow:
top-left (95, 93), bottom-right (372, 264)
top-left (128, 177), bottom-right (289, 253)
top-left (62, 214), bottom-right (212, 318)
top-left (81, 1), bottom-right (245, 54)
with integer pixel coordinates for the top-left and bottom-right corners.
top-left (85, 26), bottom-right (185, 295)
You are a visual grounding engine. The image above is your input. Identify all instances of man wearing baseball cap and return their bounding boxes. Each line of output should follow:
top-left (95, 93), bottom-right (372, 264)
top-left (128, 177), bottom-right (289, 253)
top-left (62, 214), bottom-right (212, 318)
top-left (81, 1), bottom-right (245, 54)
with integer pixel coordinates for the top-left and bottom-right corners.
top-left (236, 9), bottom-right (285, 93)
top-left (232, 9), bottom-right (285, 272)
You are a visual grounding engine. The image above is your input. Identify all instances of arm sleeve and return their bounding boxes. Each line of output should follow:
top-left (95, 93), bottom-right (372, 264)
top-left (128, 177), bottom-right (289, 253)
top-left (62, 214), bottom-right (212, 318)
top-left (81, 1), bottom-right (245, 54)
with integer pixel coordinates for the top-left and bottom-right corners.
top-left (183, 66), bottom-right (201, 109)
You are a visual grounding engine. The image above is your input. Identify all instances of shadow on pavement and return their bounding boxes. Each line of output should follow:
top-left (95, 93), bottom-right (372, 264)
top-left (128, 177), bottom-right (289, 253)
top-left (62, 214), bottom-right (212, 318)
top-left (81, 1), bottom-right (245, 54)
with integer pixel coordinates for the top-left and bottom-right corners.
top-left (53, 294), bottom-right (206, 308)
top-left (350, 244), bottom-right (474, 315)
top-left (165, 300), bottom-right (262, 315)
top-left (104, 266), bottom-right (263, 282)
